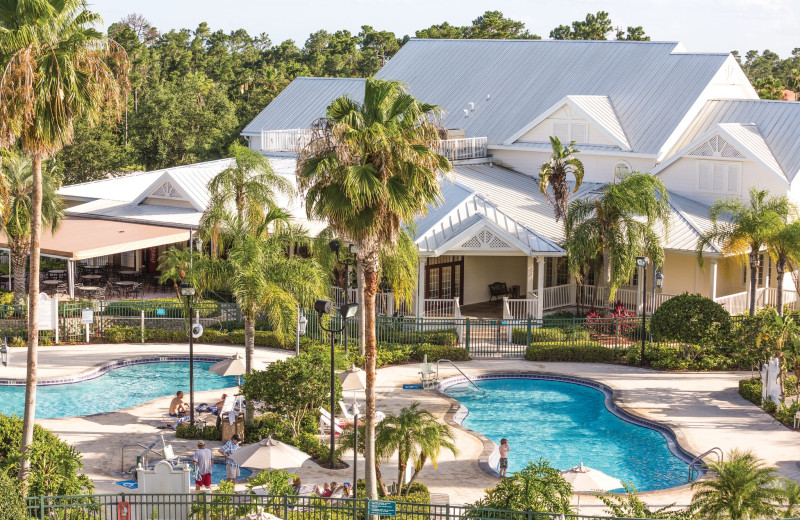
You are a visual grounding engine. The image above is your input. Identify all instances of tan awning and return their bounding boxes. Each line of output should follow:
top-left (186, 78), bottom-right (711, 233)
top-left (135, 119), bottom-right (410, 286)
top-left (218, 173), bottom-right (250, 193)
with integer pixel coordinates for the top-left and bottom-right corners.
top-left (0, 217), bottom-right (192, 260)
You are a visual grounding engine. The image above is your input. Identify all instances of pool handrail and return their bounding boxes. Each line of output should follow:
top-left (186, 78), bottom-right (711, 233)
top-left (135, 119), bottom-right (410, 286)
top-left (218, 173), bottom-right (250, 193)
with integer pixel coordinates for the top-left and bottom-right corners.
top-left (436, 359), bottom-right (486, 395)
top-left (120, 440), bottom-right (161, 474)
top-left (688, 446), bottom-right (722, 481)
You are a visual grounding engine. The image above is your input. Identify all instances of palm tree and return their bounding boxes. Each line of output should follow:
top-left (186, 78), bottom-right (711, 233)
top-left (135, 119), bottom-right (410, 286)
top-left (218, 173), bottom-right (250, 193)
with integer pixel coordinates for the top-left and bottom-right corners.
top-left (690, 450), bottom-right (784, 520)
top-left (782, 478), bottom-right (800, 518)
top-left (0, 0), bottom-right (129, 488)
top-left (539, 136), bottom-right (584, 222)
top-left (200, 142), bottom-right (292, 255)
top-left (2, 155), bottom-right (63, 303)
top-left (297, 78), bottom-right (451, 499)
top-left (697, 188), bottom-right (793, 316)
top-left (375, 403), bottom-right (458, 496)
top-left (564, 172), bottom-right (670, 304)
top-left (765, 219), bottom-right (800, 315)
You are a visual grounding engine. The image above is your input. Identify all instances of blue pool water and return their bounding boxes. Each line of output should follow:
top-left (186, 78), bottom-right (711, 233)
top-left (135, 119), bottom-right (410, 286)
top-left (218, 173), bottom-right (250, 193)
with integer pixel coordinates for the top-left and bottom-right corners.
top-left (446, 378), bottom-right (691, 491)
top-left (0, 362), bottom-right (238, 418)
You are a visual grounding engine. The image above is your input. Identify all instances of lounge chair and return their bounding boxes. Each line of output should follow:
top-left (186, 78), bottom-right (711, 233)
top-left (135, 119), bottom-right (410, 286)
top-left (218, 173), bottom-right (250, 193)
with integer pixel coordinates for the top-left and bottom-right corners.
top-left (318, 407), bottom-right (344, 435)
top-left (419, 362), bottom-right (436, 388)
top-left (338, 401), bottom-right (385, 423)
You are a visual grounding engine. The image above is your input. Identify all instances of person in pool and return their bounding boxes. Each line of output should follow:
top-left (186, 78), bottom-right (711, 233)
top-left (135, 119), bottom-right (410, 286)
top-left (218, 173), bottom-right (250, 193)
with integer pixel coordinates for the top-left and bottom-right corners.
top-left (169, 391), bottom-right (188, 416)
top-left (498, 438), bottom-right (510, 477)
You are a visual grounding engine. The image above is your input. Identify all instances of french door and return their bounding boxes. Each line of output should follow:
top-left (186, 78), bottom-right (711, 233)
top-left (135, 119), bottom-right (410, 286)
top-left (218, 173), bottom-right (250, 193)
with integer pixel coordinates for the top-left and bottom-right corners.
top-left (425, 256), bottom-right (464, 303)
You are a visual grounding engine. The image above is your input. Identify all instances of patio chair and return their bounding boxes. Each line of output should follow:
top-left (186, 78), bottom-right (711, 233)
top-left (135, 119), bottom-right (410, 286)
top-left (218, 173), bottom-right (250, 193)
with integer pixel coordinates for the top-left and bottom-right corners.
top-left (419, 362), bottom-right (436, 388)
top-left (318, 407), bottom-right (344, 435)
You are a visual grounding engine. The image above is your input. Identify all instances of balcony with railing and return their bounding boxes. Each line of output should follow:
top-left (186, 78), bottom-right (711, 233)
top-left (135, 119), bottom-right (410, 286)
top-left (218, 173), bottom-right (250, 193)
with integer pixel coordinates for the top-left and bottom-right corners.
top-left (436, 137), bottom-right (488, 161)
top-left (260, 129), bottom-right (313, 153)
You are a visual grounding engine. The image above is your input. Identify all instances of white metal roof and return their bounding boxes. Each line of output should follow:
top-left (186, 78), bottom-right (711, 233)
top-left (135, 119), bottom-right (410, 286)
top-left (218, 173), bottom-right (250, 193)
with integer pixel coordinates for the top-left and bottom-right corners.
top-left (242, 78), bottom-right (365, 136)
top-left (665, 99), bottom-right (800, 181)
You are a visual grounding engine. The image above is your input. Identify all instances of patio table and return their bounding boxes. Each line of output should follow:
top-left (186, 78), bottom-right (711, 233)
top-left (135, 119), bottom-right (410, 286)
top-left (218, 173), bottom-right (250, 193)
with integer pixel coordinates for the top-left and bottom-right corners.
top-left (42, 280), bottom-right (60, 286)
top-left (81, 274), bottom-right (102, 281)
top-left (115, 280), bottom-right (137, 297)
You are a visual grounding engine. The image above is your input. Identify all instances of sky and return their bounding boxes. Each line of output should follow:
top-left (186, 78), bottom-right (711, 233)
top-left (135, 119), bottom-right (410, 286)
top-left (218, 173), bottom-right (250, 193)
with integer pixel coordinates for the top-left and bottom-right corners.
top-left (88, 0), bottom-right (798, 58)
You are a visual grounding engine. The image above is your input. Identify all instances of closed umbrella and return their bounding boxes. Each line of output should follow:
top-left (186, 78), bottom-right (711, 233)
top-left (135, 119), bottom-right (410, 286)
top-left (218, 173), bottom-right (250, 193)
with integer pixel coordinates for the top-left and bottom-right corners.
top-left (236, 509), bottom-right (281, 520)
top-left (560, 462), bottom-right (623, 512)
top-left (229, 436), bottom-right (311, 470)
top-left (338, 364), bottom-right (366, 411)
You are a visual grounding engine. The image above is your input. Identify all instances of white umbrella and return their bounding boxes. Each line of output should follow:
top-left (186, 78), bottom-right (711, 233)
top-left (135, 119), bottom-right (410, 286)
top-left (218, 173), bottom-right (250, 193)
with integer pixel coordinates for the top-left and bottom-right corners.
top-left (229, 436), bottom-right (311, 470)
top-left (338, 364), bottom-right (366, 411)
top-left (237, 508), bottom-right (281, 520)
top-left (560, 462), bottom-right (623, 513)
top-left (209, 353), bottom-right (266, 383)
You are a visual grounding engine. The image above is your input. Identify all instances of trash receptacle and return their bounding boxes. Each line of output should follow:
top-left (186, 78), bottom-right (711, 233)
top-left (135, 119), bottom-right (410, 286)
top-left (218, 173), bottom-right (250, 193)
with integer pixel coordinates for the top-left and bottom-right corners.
top-left (221, 414), bottom-right (244, 443)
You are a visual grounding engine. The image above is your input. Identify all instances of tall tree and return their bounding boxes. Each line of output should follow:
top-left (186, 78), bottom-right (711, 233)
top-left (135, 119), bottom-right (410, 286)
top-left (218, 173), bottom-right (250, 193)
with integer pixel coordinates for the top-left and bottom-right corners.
top-left (1, 155), bottom-right (64, 303)
top-left (697, 188), bottom-right (793, 316)
top-left (565, 173), bottom-right (670, 304)
top-left (765, 219), bottom-right (800, 315)
top-left (0, 0), bottom-right (129, 490)
top-left (690, 450), bottom-right (784, 520)
top-left (539, 136), bottom-right (584, 222)
top-left (550, 11), bottom-right (614, 40)
top-left (297, 78), bottom-right (451, 500)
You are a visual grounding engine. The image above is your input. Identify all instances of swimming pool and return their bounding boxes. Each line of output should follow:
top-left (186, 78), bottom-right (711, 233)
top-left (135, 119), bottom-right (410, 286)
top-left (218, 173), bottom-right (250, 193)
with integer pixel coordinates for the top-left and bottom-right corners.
top-left (0, 360), bottom-right (238, 418)
top-left (444, 376), bottom-right (693, 491)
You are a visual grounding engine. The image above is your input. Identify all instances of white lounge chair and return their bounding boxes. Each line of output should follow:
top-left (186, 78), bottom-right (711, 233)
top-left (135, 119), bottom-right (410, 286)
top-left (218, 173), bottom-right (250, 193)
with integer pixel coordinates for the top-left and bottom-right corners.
top-left (318, 407), bottom-right (344, 435)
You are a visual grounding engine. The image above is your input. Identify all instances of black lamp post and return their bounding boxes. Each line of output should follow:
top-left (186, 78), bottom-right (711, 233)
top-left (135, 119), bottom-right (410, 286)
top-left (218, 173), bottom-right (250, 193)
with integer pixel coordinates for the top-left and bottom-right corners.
top-left (635, 257), bottom-right (649, 367)
top-left (180, 282), bottom-right (196, 425)
top-left (316, 299), bottom-right (359, 469)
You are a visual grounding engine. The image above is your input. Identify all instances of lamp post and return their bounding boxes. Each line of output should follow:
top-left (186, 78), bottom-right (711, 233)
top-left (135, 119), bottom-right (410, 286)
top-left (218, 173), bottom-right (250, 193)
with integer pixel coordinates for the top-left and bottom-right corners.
top-left (296, 308), bottom-right (308, 357)
top-left (180, 282), bottom-right (196, 425)
top-left (635, 257), bottom-right (649, 367)
top-left (1, 338), bottom-right (8, 367)
top-left (339, 364), bottom-right (366, 500)
top-left (316, 299), bottom-right (359, 469)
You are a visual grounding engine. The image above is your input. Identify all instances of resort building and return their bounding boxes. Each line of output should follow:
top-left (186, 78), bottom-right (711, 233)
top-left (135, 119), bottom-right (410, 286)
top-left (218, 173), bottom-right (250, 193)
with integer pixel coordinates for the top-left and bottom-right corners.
top-left (50, 39), bottom-right (800, 316)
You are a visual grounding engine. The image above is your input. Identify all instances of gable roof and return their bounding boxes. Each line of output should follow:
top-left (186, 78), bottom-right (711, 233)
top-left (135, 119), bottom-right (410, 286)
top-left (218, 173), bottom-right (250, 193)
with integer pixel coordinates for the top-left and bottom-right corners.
top-left (653, 121), bottom-right (787, 184)
top-left (665, 99), bottom-right (800, 181)
top-left (242, 77), bottom-right (365, 136)
top-left (132, 171), bottom-right (207, 211)
top-left (504, 95), bottom-right (631, 150)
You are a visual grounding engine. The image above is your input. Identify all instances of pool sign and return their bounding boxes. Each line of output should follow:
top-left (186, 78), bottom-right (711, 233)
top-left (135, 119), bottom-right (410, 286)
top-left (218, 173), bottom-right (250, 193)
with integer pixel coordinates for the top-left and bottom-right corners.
top-left (82, 308), bottom-right (94, 324)
top-left (156, 308), bottom-right (166, 316)
top-left (368, 500), bottom-right (396, 517)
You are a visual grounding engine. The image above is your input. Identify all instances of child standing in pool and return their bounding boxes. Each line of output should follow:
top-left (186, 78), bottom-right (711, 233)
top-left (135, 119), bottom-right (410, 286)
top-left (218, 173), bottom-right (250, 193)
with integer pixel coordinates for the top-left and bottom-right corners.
top-left (498, 438), bottom-right (510, 477)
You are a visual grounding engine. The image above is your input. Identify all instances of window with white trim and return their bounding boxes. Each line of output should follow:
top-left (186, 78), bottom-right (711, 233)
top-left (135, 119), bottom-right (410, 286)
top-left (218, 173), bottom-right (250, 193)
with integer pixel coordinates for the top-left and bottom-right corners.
top-left (552, 120), bottom-right (587, 144)
top-left (614, 160), bottom-right (632, 180)
top-left (697, 161), bottom-right (741, 195)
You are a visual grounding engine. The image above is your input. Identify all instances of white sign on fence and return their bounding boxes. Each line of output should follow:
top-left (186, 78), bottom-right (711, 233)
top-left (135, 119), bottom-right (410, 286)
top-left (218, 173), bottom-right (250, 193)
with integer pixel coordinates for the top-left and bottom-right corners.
top-left (82, 308), bottom-right (94, 324)
top-left (37, 293), bottom-right (57, 330)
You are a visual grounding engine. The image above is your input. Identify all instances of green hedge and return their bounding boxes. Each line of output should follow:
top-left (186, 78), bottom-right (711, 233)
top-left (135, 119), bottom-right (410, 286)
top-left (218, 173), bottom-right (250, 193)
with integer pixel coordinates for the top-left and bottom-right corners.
top-left (511, 326), bottom-right (591, 345)
top-left (103, 326), bottom-right (289, 349)
top-left (738, 376), bottom-right (798, 407)
top-left (103, 298), bottom-right (222, 318)
top-left (524, 342), bottom-right (615, 363)
top-left (413, 343), bottom-right (470, 362)
top-left (376, 327), bottom-right (458, 346)
top-left (175, 422), bottom-right (221, 441)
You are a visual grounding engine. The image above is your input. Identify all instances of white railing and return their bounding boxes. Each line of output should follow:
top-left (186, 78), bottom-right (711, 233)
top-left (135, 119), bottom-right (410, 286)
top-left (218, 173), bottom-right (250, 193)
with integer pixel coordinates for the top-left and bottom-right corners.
top-left (330, 286), bottom-right (404, 316)
top-left (436, 137), bottom-right (488, 161)
top-left (538, 284), bottom-right (574, 311)
top-left (503, 297), bottom-right (540, 320)
top-left (260, 129), bottom-right (313, 153)
top-left (423, 299), bottom-right (458, 318)
top-left (648, 292), bottom-right (678, 313)
top-left (714, 291), bottom-right (749, 315)
top-left (715, 288), bottom-right (800, 314)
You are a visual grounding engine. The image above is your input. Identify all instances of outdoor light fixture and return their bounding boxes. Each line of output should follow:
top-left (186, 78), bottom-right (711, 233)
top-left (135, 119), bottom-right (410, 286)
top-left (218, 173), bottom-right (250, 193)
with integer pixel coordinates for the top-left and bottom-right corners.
top-left (636, 257), bottom-right (650, 368)
top-left (315, 299), bottom-right (333, 315)
top-left (340, 302), bottom-right (359, 319)
top-left (180, 282), bottom-right (197, 425)
top-left (655, 271), bottom-right (664, 290)
top-left (328, 240), bottom-right (341, 257)
top-left (1, 338), bottom-right (8, 367)
top-left (635, 256), bottom-right (648, 268)
top-left (295, 309), bottom-right (308, 357)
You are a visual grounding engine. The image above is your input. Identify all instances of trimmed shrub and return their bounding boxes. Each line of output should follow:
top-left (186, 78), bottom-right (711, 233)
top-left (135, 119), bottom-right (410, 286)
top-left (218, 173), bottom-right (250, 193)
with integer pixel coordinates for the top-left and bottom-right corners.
top-left (413, 343), bottom-right (470, 362)
top-left (103, 298), bottom-right (221, 318)
top-left (739, 377), bottom-right (763, 406)
top-left (524, 342), bottom-right (615, 363)
top-left (0, 473), bottom-right (26, 519)
top-left (651, 293), bottom-right (731, 345)
top-left (175, 422), bottom-right (221, 441)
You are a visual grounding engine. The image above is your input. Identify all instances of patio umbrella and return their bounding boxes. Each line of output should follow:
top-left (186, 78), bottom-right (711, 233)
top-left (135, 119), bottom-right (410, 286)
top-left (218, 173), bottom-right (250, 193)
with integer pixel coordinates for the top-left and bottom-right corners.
top-left (338, 364), bottom-right (366, 411)
top-left (209, 353), bottom-right (266, 383)
top-left (229, 436), bottom-right (311, 470)
top-left (237, 509), bottom-right (280, 520)
top-left (560, 462), bottom-right (623, 513)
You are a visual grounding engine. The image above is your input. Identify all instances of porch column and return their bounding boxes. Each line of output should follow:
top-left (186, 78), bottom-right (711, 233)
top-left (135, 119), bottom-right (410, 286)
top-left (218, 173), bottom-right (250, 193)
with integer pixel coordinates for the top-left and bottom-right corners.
top-left (416, 258), bottom-right (426, 318)
top-left (526, 256), bottom-right (535, 297)
top-left (709, 261), bottom-right (718, 301)
top-left (536, 257), bottom-right (544, 319)
top-left (67, 259), bottom-right (75, 300)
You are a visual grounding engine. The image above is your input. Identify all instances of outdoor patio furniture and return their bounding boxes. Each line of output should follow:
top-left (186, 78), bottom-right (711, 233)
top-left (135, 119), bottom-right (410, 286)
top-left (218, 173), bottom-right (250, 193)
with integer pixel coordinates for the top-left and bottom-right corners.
top-left (488, 282), bottom-right (510, 301)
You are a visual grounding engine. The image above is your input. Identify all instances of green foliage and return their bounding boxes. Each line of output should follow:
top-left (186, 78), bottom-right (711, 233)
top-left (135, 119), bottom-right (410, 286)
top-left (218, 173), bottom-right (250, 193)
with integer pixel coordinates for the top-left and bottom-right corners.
top-left (539, 136), bottom-right (584, 222)
top-left (0, 291), bottom-right (13, 305)
top-left (738, 377), bottom-right (798, 409)
top-left (0, 472), bottom-right (26, 519)
top-left (625, 344), bottom-right (741, 371)
top-left (597, 482), bottom-right (688, 519)
top-left (416, 11), bottom-right (539, 39)
top-left (525, 342), bottom-right (614, 363)
top-left (651, 293), bottom-right (731, 345)
top-left (0, 414), bottom-right (93, 497)
top-left (411, 343), bottom-right (470, 362)
top-left (102, 325), bottom-right (289, 348)
top-left (103, 299), bottom-right (221, 318)
top-left (690, 450), bottom-right (784, 520)
top-left (246, 469), bottom-right (297, 495)
top-left (468, 458), bottom-right (573, 514)
top-left (175, 422), bottom-right (220, 441)
top-left (240, 351), bottom-right (342, 436)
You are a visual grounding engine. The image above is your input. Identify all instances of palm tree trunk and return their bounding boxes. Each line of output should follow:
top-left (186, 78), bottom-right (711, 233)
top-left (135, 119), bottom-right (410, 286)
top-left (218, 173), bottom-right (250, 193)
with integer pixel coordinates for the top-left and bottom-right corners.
top-left (18, 154), bottom-right (43, 492)
top-left (357, 262), bottom-right (366, 356)
top-left (360, 247), bottom-right (380, 501)
top-left (749, 252), bottom-right (759, 316)
top-left (375, 464), bottom-right (387, 497)
top-left (11, 243), bottom-right (28, 304)
top-left (244, 313), bottom-right (255, 424)
top-left (776, 257), bottom-right (785, 316)
top-left (405, 455), bottom-right (427, 494)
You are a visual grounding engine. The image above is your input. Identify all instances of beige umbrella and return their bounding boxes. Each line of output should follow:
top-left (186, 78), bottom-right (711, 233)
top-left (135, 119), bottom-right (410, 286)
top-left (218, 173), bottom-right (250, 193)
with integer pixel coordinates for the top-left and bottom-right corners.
top-left (338, 364), bottom-right (366, 411)
top-left (236, 508), bottom-right (281, 520)
top-left (560, 462), bottom-right (623, 512)
top-left (229, 436), bottom-right (311, 470)
top-left (209, 353), bottom-right (266, 383)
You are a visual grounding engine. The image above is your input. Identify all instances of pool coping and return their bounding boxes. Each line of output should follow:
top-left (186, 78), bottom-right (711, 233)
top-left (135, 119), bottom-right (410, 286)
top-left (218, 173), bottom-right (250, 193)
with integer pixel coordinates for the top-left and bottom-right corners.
top-left (0, 355), bottom-right (230, 386)
top-left (434, 370), bottom-right (706, 495)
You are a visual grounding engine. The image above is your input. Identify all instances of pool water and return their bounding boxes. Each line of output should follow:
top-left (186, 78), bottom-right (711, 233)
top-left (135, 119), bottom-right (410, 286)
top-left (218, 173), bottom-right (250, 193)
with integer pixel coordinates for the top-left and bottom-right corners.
top-left (0, 362), bottom-right (238, 418)
top-left (446, 378), bottom-right (691, 491)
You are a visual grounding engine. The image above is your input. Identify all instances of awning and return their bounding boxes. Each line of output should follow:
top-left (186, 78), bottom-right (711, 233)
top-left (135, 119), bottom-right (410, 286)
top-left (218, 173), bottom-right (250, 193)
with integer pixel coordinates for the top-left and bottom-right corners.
top-left (0, 217), bottom-right (193, 260)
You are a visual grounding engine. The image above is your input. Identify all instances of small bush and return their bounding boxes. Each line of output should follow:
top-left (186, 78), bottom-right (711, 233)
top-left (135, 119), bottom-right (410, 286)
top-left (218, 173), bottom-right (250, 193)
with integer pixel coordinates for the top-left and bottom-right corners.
top-left (175, 422), bottom-right (221, 441)
top-left (738, 376), bottom-right (798, 407)
top-left (525, 342), bottom-right (614, 363)
top-left (651, 293), bottom-right (731, 345)
top-left (413, 343), bottom-right (470, 362)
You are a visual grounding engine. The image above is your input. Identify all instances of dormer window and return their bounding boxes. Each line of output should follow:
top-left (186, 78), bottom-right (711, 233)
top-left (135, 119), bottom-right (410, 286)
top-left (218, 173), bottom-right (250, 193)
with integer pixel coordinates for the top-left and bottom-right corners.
top-left (697, 161), bottom-right (741, 195)
top-left (552, 120), bottom-right (587, 144)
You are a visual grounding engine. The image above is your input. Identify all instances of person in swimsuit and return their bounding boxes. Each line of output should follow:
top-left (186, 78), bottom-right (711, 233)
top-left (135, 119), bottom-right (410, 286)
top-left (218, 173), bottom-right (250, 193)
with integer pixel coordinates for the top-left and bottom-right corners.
top-left (498, 438), bottom-right (510, 477)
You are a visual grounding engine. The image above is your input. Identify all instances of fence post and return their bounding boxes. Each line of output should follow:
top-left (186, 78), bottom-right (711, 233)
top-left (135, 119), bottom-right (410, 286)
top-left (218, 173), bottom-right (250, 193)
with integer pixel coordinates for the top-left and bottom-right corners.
top-left (39, 496), bottom-right (45, 519)
top-left (203, 492), bottom-right (208, 520)
top-left (465, 319), bottom-right (470, 352)
top-left (141, 310), bottom-right (145, 344)
top-left (445, 503), bottom-right (450, 520)
top-left (283, 493), bottom-right (288, 520)
top-left (526, 317), bottom-right (531, 347)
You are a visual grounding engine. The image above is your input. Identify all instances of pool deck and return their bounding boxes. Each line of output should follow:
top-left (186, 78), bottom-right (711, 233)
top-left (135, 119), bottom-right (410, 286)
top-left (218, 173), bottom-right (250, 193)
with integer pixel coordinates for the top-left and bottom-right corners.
top-left (4, 345), bottom-right (799, 515)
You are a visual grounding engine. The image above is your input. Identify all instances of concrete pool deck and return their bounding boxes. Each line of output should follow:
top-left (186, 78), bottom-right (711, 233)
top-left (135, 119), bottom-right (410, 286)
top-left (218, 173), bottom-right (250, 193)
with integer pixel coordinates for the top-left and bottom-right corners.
top-left (3, 344), bottom-right (799, 514)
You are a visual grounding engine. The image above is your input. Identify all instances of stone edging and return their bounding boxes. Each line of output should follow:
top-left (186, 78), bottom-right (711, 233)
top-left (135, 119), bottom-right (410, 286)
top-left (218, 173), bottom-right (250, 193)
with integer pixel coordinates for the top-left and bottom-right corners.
top-left (0, 355), bottom-right (227, 386)
top-left (434, 370), bottom-right (704, 492)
